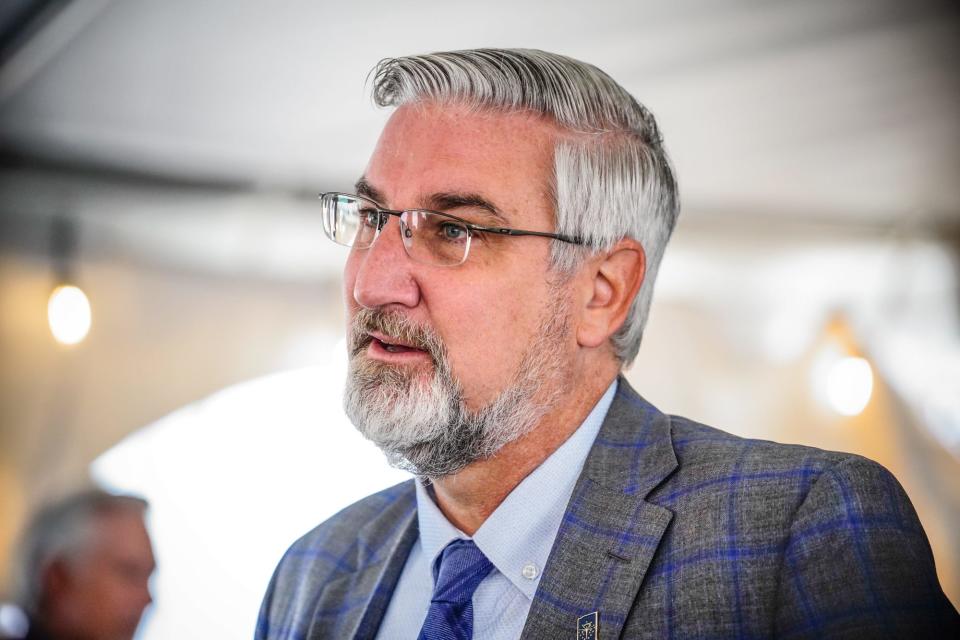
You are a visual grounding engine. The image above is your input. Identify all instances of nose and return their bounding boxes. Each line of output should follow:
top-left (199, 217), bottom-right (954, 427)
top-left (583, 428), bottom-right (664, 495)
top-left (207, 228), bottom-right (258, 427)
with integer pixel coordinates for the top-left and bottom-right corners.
top-left (350, 215), bottom-right (421, 310)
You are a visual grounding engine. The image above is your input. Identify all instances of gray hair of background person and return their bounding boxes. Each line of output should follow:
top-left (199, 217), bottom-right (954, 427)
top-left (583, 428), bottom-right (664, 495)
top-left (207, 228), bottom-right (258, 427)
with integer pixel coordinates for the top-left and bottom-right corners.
top-left (11, 489), bottom-right (148, 615)
top-left (371, 48), bottom-right (681, 365)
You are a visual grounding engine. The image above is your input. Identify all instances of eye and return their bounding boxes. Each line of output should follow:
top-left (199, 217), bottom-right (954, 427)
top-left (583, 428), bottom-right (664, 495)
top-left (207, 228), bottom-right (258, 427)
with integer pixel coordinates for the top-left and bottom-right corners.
top-left (439, 222), bottom-right (468, 241)
top-left (359, 208), bottom-right (380, 229)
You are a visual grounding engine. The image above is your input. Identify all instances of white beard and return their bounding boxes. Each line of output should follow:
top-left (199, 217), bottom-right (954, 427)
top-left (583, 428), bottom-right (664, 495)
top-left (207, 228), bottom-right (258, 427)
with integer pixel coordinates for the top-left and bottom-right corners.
top-left (343, 294), bottom-right (571, 478)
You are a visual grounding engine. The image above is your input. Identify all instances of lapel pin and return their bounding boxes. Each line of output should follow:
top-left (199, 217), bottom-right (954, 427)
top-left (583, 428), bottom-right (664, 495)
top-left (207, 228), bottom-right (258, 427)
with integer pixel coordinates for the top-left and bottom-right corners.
top-left (577, 611), bottom-right (599, 640)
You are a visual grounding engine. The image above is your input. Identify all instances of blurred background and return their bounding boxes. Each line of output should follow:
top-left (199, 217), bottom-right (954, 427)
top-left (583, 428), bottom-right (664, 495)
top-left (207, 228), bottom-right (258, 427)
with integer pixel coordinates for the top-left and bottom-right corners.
top-left (1, 0), bottom-right (958, 637)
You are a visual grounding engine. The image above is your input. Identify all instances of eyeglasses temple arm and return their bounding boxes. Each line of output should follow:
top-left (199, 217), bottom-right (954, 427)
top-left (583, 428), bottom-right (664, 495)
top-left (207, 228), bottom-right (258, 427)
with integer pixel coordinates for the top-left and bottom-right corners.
top-left (469, 224), bottom-right (585, 246)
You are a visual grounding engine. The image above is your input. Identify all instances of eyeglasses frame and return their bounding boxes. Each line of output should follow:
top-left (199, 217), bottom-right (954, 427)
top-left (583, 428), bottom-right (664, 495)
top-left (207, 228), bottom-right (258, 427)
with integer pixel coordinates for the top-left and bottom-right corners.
top-left (320, 191), bottom-right (585, 266)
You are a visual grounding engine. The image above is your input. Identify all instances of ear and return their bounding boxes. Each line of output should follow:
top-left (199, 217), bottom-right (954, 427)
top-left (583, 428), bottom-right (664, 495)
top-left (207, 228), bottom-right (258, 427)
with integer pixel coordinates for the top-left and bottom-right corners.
top-left (576, 239), bottom-right (646, 350)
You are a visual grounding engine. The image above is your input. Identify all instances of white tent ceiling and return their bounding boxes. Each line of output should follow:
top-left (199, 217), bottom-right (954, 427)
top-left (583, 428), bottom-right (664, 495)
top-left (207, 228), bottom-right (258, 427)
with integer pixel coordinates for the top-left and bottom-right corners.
top-left (0, 0), bottom-right (957, 228)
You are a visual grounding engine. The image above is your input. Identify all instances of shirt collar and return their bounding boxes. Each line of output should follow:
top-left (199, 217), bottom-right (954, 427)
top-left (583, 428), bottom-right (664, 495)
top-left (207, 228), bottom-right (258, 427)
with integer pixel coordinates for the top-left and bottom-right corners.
top-left (414, 379), bottom-right (618, 599)
top-left (415, 480), bottom-right (465, 573)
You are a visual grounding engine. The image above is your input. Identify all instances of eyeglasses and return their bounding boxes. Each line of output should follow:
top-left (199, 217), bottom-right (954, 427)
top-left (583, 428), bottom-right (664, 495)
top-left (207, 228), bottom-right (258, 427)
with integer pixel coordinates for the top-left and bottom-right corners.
top-left (320, 192), bottom-right (584, 267)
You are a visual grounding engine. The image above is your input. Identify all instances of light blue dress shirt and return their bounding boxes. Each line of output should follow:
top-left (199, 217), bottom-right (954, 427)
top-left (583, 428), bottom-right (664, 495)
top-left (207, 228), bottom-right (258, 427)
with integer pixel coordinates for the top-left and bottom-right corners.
top-left (376, 380), bottom-right (618, 639)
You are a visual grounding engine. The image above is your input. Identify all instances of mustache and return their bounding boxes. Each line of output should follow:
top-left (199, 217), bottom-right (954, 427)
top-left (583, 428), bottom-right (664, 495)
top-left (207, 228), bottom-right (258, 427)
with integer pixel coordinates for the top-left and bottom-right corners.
top-left (349, 308), bottom-right (446, 362)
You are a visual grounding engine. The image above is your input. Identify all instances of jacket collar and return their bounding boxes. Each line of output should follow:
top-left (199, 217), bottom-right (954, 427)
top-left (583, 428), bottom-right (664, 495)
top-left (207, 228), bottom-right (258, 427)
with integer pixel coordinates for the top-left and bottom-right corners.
top-left (306, 483), bottom-right (418, 640)
top-left (521, 376), bottom-right (678, 639)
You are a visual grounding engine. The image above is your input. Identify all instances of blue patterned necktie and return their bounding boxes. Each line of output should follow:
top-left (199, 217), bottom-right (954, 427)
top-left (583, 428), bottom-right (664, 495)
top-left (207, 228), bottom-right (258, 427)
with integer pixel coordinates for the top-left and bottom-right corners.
top-left (417, 539), bottom-right (495, 640)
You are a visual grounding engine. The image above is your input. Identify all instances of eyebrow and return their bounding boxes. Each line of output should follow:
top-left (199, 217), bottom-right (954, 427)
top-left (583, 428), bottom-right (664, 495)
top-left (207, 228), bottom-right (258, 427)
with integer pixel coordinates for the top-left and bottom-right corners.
top-left (354, 177), bottom-right (384, 203)
top-left (354, 177), bottom-right (509, 225)
top-left (427, 193), bottom-right (508, 224)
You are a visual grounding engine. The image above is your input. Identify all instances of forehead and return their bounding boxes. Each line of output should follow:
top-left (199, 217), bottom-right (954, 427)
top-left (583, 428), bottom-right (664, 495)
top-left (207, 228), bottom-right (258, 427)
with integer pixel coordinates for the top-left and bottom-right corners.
top-left (86, 511), bottom-right (153, 558)
top-left (363, 102), bottom-right (562, 220)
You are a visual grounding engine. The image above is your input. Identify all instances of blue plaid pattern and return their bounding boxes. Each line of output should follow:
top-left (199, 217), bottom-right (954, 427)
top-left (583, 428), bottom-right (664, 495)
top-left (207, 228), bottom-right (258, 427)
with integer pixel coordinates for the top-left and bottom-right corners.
top-left (257, 378), bottom-right (959, 639)
top-left (417, 539), bottom-right (494, 640)
top-left (256, 481), bottom-right (418, 640)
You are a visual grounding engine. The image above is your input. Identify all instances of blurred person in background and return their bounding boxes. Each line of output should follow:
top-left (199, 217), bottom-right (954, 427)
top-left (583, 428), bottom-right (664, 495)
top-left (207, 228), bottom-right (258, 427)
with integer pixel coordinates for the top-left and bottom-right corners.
top-left (9, 490), bottom-right (155, 640)
top-left (258, 49), bottom-right (959, 638)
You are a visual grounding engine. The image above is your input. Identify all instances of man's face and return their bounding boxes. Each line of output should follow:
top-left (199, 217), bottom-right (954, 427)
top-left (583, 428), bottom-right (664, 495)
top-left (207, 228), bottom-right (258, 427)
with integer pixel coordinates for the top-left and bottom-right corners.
top-left (343, 102), bottom-right (577, 475)
top-left (52, 510), bottom-right (155, 640)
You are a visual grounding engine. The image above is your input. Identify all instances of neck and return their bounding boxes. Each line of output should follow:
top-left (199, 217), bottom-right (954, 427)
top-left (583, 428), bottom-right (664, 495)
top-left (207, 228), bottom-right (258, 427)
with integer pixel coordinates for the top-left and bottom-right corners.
top-left (430, 359), bottom-right (618, 534)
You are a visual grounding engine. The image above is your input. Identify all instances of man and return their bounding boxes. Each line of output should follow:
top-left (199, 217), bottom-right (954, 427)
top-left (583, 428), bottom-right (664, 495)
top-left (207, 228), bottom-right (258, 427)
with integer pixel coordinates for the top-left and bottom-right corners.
top-left (11, 489), bottom-right (155, 640)
top-left (258, 49), bottom-right (958, 639)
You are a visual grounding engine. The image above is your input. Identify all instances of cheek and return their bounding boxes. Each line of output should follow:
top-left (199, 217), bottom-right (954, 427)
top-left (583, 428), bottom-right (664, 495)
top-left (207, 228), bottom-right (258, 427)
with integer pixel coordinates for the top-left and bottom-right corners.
top-left (436, 286), bottom-right (545, 392)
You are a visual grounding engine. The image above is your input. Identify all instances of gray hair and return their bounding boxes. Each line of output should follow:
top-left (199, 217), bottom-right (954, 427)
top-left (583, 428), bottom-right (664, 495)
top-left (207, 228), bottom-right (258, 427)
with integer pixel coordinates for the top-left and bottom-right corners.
top-left (370, 48), bottom-right (680, 365)
top-left (11, 489), bottom-right (148, 615)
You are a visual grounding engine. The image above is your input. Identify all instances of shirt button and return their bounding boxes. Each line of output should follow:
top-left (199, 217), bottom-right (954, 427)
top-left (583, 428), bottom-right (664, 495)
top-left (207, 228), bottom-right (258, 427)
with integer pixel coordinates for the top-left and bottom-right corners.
top-left (521, 563), bottom-right (539, 580)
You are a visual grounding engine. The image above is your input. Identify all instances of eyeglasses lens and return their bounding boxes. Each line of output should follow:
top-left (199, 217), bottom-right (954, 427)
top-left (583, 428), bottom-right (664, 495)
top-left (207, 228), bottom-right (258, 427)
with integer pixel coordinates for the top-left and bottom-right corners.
top-left (323, 194), bottom-right (472, 266)
top-left (401, 211), bottom-right (470, 266)
top-left (322, 195), bottom-right (375, 248)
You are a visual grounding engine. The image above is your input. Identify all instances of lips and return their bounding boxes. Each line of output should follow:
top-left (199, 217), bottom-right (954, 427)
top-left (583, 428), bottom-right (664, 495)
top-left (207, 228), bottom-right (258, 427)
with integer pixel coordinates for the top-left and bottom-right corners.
top-left (375, 338), bottom-right (419, 353)
top-left (349, 308), bottom-right (440, 363)
top-left (369, 332), bottom-right (427, 354)
top-left (368, 332), bottom-right (424, 353)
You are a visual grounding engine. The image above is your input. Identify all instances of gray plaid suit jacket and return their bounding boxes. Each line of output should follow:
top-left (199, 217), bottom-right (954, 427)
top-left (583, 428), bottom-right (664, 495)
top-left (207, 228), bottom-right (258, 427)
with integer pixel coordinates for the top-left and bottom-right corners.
top-left (257, 378), bottom-right (959, 639)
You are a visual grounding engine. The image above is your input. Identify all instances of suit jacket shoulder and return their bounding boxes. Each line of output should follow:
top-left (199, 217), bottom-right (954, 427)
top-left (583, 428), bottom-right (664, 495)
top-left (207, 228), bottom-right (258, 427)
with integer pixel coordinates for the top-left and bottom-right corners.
top-left (657, 411), bottom-right (856, 516)
top-left (649, 413), bottom-right (952, 637)
top-left (256, 479), bottom-right (417, 640)
top-left (522, 381), bottom-right (959, 639)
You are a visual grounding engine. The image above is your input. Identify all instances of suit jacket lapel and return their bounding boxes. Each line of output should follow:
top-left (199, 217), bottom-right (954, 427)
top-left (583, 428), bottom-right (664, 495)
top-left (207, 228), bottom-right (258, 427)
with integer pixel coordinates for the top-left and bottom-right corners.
top-left (306, 483), bottom-right (418, 640)
top-left (522, 378), bottom-right (678, 640)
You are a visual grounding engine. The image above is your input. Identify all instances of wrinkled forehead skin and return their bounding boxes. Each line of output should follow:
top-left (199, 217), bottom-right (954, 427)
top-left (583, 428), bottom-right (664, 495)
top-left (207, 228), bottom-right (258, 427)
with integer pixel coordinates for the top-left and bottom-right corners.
top-left (364, 100), bottom-right (575, 227)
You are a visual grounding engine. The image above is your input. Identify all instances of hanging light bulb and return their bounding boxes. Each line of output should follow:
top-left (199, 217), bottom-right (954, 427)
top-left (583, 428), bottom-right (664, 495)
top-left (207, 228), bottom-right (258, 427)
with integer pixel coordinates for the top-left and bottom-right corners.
top-left (48, 284), bottom-right (92, 345)
top-left (47, 216), bottom-right (91, 346)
